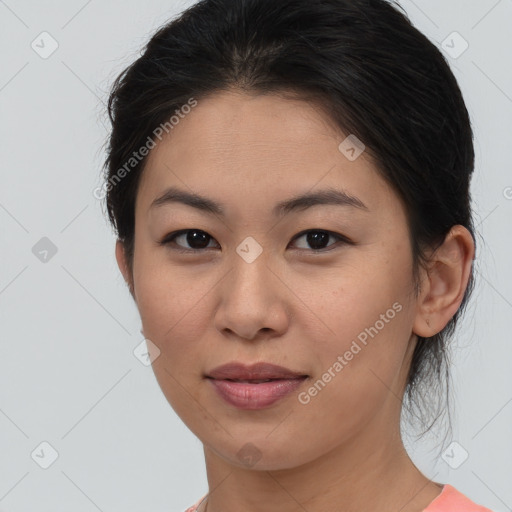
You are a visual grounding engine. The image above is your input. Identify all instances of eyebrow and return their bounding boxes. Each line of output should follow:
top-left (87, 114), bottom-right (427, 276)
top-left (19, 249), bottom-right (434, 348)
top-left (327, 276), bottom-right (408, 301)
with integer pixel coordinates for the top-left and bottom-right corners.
top-left (150, 186), bottom-right (369, 217)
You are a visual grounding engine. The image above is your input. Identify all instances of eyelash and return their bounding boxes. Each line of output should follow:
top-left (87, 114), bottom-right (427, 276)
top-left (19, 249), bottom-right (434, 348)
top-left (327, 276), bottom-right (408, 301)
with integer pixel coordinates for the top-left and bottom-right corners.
top-left (159, 229), bottom-right (354, 254)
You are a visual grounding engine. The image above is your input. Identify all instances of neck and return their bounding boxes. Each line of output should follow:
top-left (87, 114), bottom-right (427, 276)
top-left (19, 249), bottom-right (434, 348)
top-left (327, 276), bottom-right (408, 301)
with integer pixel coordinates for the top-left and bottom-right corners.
top-left (200, 415), bottom-right (442, 512)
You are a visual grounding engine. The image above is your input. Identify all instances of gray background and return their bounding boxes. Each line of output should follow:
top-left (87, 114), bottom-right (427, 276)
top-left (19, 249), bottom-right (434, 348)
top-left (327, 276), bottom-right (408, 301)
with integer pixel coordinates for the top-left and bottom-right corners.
top-left (0, 0), bottom-right (511, 511)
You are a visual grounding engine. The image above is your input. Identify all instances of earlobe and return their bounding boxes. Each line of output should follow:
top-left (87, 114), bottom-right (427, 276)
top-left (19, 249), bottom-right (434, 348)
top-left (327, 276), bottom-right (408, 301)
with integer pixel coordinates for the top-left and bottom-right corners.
top-left (412, 225), bottom-right (475, 338)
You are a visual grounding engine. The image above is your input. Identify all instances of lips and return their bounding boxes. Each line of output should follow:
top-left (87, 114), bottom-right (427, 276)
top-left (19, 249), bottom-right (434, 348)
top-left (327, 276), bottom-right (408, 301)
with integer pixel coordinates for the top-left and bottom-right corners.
top-left (206, 361), bottom-right (308, 381)
top-left (205, 362), bottom-right (309, 410)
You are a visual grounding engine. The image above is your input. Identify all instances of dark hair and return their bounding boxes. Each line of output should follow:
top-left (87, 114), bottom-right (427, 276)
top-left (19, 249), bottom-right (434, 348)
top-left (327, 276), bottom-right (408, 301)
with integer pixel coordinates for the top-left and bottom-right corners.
top-left (103, 0), bottom-right (476, 445)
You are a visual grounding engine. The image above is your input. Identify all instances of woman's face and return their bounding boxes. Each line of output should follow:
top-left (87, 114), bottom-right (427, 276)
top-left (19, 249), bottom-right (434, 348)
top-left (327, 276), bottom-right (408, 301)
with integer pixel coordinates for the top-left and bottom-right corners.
top-left (118, 90), bottom-right (423, 470)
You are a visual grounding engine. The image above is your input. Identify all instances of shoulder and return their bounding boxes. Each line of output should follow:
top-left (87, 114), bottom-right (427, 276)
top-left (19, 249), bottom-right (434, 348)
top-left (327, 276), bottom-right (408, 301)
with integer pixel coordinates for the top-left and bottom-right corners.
top-left (424, 484), bottom-right (495, 512)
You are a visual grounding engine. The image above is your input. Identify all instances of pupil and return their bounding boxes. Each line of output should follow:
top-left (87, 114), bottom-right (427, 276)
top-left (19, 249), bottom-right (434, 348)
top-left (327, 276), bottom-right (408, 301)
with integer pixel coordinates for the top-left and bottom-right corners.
top-left (187, 230), bottom-right (209, 249)
top-left (307, 231), bottom-right (329, 250)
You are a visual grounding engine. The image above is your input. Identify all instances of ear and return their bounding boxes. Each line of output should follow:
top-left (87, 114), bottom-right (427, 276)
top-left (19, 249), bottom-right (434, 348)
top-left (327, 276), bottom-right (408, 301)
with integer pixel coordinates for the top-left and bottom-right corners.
top-left (115, 239), bottom-right (135, 300)
top-left (412, 225), bottom-right (475, 338)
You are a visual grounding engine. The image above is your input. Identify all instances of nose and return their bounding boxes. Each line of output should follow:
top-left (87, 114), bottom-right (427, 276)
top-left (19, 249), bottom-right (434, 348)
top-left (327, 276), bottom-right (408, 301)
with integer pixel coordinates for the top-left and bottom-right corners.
top-left (213, 251), bottom-right (290, 341)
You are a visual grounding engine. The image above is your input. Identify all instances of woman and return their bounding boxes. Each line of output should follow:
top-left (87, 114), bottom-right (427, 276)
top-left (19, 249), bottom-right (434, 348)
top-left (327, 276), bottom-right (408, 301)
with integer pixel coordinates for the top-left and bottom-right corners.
top-left (102, 0), bottom-right (493, 510)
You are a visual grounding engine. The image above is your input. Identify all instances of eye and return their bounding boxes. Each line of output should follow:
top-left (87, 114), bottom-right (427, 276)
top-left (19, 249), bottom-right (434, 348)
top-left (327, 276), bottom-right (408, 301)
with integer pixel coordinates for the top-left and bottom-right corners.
top-left (160, 229), bottom-right (219, 252)
top-left (288, 229), bottom-right (352, 252)
top-left (160, 228), bottom-right (352, 253)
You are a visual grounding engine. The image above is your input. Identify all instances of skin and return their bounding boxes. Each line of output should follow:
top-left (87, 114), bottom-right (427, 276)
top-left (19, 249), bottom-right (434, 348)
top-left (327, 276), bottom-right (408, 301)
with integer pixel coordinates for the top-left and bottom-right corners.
top-left (115, 89), bottom-right (475, 512)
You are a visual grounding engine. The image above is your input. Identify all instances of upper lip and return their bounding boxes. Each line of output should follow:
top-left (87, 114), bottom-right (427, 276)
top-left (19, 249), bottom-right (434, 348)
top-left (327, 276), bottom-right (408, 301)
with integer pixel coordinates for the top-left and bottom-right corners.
top-left (206, 362), bottom-right (308, 380)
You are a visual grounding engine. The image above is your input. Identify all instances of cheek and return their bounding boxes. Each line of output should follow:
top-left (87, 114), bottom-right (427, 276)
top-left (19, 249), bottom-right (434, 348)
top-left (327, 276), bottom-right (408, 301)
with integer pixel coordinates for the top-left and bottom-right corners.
top-left (295, 301), bottom-right (413, 447)
top-left (133, 244), bottom-right (214, 341)
top-left (133, 259), bottom-right (229, 406)
top-left (297, 247), bottom-right (410, 339)
top-left (308, 288), bottom-right (410, 393)
top-left (296, 249), bottom-right (414, 400)
top-left (133, 258), bottom-right (216, 425)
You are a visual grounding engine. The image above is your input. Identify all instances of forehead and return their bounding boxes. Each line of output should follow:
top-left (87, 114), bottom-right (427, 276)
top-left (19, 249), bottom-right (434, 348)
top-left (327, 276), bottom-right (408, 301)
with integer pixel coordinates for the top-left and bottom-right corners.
top-left (148, 90), bottom-right (347, 165)
top-left (136, 90), bottom-right (401, 220)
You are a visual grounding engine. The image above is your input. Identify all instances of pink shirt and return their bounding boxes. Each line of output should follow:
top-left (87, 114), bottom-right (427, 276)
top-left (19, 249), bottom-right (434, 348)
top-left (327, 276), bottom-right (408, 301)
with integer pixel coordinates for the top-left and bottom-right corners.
top-left (184, 484), bottom-right (494, 512)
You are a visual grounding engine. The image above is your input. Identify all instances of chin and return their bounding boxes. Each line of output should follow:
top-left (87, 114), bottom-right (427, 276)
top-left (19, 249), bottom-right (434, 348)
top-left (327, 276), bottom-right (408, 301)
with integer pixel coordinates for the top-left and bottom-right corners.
top-left (209, 436), bottom-right (311, 471)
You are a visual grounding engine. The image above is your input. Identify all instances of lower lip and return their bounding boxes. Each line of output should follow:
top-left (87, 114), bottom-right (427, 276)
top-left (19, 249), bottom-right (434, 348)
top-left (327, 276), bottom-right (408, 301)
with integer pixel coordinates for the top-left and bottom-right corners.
top-left (208, 377), bottom-right (307, 409)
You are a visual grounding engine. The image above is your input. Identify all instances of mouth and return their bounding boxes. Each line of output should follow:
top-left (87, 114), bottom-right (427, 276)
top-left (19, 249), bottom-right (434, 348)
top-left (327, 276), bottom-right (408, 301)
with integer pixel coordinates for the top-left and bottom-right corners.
top-left (204, 362), bottom-right (309, 410)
